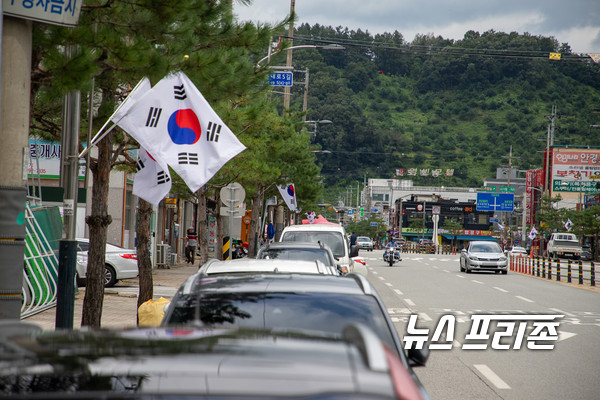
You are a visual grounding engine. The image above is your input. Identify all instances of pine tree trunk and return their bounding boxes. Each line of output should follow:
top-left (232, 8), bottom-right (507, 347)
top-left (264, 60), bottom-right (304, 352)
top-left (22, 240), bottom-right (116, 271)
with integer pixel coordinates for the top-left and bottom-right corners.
top-left (136, 198), bottom-right (153, 325)
top-left (248, 190), bottom-right (263, 257)
top-left (197, 188), bottom-right (209, 266)
top-left (82, 135), bottom-right (112, 328)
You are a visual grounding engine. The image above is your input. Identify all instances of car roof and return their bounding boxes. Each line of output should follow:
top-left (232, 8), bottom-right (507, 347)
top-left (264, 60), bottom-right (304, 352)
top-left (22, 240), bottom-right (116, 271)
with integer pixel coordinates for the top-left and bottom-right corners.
top-left (1, 324), bottom-right (405, 399)
top-left (199, 258), bottom-right (337, 276)
top-left (282, 224), bottom-right (345, 233)
top-left (259, 241), bottom-right (333, 251)
top-left (179, 272), bottom-right (372, 297)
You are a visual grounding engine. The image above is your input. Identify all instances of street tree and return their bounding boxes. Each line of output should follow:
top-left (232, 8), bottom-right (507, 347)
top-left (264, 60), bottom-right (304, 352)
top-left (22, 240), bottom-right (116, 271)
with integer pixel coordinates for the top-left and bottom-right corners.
top-left (30, 0), bottom-right (279, 327)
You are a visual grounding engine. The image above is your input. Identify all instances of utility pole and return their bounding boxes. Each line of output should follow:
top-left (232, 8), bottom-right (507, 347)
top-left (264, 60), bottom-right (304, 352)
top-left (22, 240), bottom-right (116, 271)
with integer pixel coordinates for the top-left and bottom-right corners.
top-left (283, 0), bottom-right (295, 110)
top-left (0, 16), bottom-right (31, 319)
top-left (545, 105), bottom-right (557, 193)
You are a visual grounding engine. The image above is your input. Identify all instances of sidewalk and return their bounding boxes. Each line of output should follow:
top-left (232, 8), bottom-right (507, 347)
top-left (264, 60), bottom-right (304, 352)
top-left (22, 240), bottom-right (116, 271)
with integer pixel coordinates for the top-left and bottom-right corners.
top-left (23, 262), bottom-right (199, 330)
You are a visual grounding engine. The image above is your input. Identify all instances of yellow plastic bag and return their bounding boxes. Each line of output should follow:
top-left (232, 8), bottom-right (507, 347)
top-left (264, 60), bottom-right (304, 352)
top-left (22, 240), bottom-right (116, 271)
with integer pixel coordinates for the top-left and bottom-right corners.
top-left (137, 297), bottom-right (170, 327)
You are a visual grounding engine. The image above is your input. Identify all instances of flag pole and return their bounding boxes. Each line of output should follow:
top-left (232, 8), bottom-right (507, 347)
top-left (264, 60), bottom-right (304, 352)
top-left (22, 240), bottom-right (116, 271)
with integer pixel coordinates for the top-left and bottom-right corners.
top-left (78, 77), bottom-right (149, 158)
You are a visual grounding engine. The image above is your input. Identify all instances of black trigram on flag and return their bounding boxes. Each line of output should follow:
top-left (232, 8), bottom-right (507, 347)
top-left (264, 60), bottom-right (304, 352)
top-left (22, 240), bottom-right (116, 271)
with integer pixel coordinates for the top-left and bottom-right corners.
top-left (174, 84), bottom-right (187, 100)
top-left (206, 121), bottom-right (222, 142)
top-left (136, 159), bottom-right (145, 172)
top-left (178, 152), bottom-right (199, 165)
top-left (145, 107), bottom-right (162, 127)
top-left (157, 171), bottom-right (170, 185)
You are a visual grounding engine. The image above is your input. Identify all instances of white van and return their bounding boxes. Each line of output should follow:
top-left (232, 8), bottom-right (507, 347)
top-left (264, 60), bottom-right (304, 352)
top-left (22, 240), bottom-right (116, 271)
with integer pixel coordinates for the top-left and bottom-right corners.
top-left (279, 224), bottom-right (364, 275)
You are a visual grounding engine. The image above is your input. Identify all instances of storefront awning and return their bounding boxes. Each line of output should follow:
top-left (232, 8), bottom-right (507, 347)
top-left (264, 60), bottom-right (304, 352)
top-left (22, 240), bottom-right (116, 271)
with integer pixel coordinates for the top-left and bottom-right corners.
top-left (442, 235), bottom-right (497, 241)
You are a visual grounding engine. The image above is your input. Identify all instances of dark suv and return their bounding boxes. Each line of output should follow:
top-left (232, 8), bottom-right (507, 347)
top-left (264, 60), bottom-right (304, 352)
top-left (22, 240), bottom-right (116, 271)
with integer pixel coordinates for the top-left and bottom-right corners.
top-left (162, 272), bottom-right (430, 398)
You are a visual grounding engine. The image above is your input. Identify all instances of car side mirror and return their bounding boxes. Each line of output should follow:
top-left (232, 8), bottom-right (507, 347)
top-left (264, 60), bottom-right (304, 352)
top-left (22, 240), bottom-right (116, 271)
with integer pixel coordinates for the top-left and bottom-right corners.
top-left (350, 245), bottom-right (359, 258)
top-left (407, 345), bottom-right (430, 367)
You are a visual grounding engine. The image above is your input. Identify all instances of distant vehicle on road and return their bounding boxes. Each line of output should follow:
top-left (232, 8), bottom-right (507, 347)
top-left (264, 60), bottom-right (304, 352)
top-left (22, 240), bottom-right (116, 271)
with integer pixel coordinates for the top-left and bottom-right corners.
top-left (507, 245), bottom-right (528, 257)
top-left (356, 236), bottom-right (374, 251)
top-left (546, 233), bottom-right (582, 260)
top-left (460, 240), bottom-right (508, 274)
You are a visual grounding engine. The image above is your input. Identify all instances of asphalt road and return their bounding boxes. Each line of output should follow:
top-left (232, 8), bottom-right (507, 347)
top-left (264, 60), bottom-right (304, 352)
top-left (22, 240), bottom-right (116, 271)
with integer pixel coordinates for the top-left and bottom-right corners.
top-left (361, 249), bottom-right (600, 400)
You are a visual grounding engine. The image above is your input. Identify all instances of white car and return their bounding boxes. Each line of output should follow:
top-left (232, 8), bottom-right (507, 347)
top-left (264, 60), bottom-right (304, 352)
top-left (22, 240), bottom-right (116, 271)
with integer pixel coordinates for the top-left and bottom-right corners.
top-left (198, 258), bottom-right (339, 276)
top-left (76, 238), bottom-right (139, 287)
top-left (279, 224), bottom-right (364, 275)
top-left (508, 246), bottom-right (528, 257)
top-left (460, 241), bottom-right (508, 274)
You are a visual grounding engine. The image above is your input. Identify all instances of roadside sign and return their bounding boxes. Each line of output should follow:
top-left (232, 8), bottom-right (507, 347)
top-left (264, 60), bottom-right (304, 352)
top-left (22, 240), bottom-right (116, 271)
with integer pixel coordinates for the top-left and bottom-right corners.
top-left (432, 206), bottom-right (441, 215)
top-left (347, 209), bottom-right (354, 215)
top-left (499, 186), bottom-right (515, 193)
top-left (268, 72), bottom-right (293, 87)
top-left (371, 208), bottom-right (378, 212)
top-left (476, 193), bottom-right (514, 212)
top-left (370, 222), bottom-right (378, 226)
top-left (490, 218), bottom-right (499, 223)
top-left (4, 1), bottom-right (82, 27)
top-left (479, 186), bottom-right (496, 192)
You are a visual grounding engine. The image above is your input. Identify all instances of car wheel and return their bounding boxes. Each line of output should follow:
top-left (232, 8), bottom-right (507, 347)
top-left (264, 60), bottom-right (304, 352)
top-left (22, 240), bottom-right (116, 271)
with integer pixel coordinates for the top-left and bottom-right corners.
top-left (460, 260), bottom-right (465, 272)
top-left (76, 272), bottom-right (86, 287)
top-left (465, 263), bottom-right (471, 273)
top-left (502, 270), bottom-right (508, 275)
top-left (104, 265), bottom-right (118, 287)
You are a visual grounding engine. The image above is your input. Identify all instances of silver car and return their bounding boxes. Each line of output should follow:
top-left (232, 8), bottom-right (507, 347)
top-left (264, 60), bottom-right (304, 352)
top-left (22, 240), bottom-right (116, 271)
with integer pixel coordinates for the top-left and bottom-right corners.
top-left (460, 241), bottom-right (508, 274)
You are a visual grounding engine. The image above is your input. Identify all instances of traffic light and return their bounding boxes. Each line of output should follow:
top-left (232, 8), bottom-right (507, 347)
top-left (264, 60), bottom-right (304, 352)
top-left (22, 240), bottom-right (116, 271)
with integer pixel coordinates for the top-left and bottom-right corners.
top-left (359, 207), bottom-right (365, 217)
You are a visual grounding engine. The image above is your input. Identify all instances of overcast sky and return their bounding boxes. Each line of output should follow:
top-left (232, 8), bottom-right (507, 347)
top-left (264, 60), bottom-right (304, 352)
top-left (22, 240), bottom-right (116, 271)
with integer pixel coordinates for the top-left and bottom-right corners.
top-left (233, 0), bottom-right (600, 53)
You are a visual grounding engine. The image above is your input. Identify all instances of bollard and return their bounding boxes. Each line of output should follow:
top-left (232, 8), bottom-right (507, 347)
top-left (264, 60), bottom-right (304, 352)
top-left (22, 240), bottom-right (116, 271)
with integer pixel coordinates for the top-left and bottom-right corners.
top-left (556, 259), bottom-right (561, 282)
top-left (542, 257), bottom-right (546, 279)
top-left (578, 261), bottom-right (583, 284)
top-left (591, 262), bottom-right (596, 287)
top-left (548, 259), bottom-right (552, 280)
top-left (536, 257), bottom-right (541, 277)
top-left (567, 259), bottom-right (572, 283)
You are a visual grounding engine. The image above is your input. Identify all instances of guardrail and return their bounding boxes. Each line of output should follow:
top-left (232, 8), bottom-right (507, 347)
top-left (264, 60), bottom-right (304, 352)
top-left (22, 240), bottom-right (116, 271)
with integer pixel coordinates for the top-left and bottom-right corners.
top-left (509, 255), bottom-right (597, 287)
top-left (398, 243), bottom-right (457, 255)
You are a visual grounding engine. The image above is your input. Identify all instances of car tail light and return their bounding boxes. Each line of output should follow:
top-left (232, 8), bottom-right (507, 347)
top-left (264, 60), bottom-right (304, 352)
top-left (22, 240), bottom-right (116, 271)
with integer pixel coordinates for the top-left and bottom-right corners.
top-left (354, 258), bottom-right (366, 266)
top-left (120, 253), bottom-right (137, 260)
top-left (383, 345), bottom-right (426, 400)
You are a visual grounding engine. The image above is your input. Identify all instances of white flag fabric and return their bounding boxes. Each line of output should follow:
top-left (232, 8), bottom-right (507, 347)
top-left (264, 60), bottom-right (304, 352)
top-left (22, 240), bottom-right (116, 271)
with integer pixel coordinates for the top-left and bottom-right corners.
top-left (528, 227), bottom-right (538, 240)
top-left (277, 183), bottom-right (298, 212)
top-left (133, 147), bottom-right (172, 206)
top-left (111, 77), bottom-right (152, 123)
top-left (564, 218), bottom-right (573, 232)
top-left (117, 71), bottom-right (246, 193)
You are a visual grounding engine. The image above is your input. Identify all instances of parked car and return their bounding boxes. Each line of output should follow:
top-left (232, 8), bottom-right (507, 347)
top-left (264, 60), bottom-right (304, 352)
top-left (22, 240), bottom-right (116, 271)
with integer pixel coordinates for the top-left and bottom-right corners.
top-left (0, 322), bottom-right (428, 400)
top-left (357, 236), bottom-right (374, 251)
top-left (256, 241), bottom-right (341, 274)
top-left (162, 272), bottom-right (430, 386)
top-left (546, 232), bottom-right (582, 259)
top-left (460, 241), bottom-right (508, 274)
top-left (76, 238), bottom-right (138, 287)
top-left (280, 224), bottom-right (362, 275)
top-left (199, 257), bottom-right (339, 276)
top-left (581, 245), bottom-right (593, 261)
top-left (507, 245), bottom-right (528, 257)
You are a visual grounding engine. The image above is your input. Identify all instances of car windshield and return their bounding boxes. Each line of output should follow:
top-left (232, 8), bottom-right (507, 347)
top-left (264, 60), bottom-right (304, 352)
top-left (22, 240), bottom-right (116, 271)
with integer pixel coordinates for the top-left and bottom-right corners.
top-left (168, 292), bottom-right (397, 352)
top-left (258, 249), bottom-right (333, 265)
top-left (470, 243), bottom-right (502, 253)
top-left (357, 237), bottom-right (369, 242)
top-left (281, 231), bottom-right (346, 258)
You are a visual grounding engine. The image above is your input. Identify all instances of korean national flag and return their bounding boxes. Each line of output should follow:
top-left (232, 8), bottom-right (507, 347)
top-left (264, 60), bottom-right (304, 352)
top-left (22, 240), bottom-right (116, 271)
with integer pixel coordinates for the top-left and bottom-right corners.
top-left (528, 227), bottom-right (538, 240)
top-left (564, 218), bottom-right (573, 232)
top-left (277, 183), bottom-right (298, 212)
top-left (117, 71), bottom-right (246, 193)
top-left (133, 147), bottom-right (172, 206)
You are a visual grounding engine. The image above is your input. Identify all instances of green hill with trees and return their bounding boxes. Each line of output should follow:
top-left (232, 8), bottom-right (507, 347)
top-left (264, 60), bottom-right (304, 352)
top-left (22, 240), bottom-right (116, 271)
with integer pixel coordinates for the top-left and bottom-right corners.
top-left (277, 24), bottom-right (600, 198)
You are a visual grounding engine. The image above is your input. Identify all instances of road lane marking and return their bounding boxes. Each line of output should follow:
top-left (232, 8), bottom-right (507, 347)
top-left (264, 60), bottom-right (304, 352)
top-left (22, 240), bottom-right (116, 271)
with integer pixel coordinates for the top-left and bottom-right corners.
top-left (394, 289), bottom-right (404, 296)
top-left (378, 276), bottom-right (386, 281)
top-left (549, 308), bottom-right (575, 317)
top-left (443, 270), bottom-right (450, 273)
top-left (456, 274), bottom-right (465, 278)
top-left (404, 298), bottom-right (416, 306)
top-left (558, 331), bottom-right (577, 341)
top-left (419, 312), bottom-right (432, 321)
top-left (385, 282), bottom-right (393, 287)
top-left (515, 295), bottom-right (534, 303)
top-left (493, 287), bottom-right (509, 293)
top-left (472, 280), bottom-right (484, 284)
top-left (474, 364), bottom-right (511, 389)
